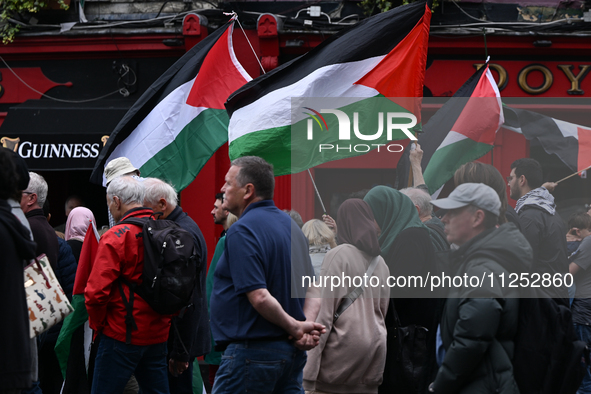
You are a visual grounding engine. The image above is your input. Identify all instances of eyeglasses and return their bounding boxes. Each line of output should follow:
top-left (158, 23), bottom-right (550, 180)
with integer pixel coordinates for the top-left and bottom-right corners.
top-left (506, 176), bottom-right (514, 182)
top-left (22, 191), bottom-right (33, 195)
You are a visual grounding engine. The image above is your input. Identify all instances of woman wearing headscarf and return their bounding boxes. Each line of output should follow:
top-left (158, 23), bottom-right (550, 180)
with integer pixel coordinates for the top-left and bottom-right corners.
top-left (363, 186), bottom-right (439, 394)
top-left (65, 206), bottom-right (95, 262)
top-left (303, 199), bottom-right (390, 394)
top-left (58, 206), bottom-right (95, 394)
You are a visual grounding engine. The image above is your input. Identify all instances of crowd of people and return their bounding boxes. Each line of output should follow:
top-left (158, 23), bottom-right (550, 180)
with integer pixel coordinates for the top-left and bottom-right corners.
top-left (1, 142), bottom-right (590, 394)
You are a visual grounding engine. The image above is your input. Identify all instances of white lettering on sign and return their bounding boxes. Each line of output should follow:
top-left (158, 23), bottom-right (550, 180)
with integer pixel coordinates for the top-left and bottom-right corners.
top-left (18, 142), bottom-right (101, 159)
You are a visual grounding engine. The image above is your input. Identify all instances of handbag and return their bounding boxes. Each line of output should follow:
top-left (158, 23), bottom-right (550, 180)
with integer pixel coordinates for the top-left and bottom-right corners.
top-left (386, 303), bottom-right (429, 393)
top-left (24, 254), bottom-right (74, 338)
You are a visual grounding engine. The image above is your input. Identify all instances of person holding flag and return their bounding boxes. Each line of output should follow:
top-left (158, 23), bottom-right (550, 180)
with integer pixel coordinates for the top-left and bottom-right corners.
top-left (396, 61), bottom-right (504, 197)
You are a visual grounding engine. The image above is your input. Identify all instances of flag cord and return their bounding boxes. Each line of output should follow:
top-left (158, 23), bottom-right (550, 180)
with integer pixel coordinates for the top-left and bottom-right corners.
top-left (482, 28), bottom-right (488, 60)
top-left (307, 169), bottom-right (327, 214)
top-left (231, 12), bottom-right (267, 75)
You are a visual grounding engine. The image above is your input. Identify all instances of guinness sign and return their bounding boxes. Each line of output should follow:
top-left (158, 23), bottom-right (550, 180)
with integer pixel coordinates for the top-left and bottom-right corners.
top-left (0, 100), bottom-right (125, 171)
top-left (2, 134), bottom-right (110, 170)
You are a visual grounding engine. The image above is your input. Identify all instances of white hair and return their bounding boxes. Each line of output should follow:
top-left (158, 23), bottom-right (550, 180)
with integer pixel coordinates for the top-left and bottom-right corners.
top-left (26, 172), bottom-right (48, 207)
top-left (143, 178), bottom-right (178, 207)
top-left (107, 176), bottom-right (145, 205)
top-left (400, 187), bottom-right (433, 217)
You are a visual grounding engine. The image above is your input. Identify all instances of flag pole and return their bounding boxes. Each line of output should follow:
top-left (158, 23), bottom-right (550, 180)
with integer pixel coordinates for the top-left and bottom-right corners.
top-left (227, 11), bottom-right (267, 75)
top-left (307, 169), bottom-right (327, 214)
top-left (555, 165), bottom-right (591, 184)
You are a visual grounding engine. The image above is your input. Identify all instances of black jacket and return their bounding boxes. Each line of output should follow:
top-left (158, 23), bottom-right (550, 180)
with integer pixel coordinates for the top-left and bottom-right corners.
top-left (380, 227), bottom-right (440, 394)
top-left (0, 199), bottom-right (37, 389)
top-left (167, 206), bottom-right (210, 361)
top-left (433, 223), bottom-right (533, 394)
top-left (44, 237), bottom-right (77, 343)
top-left (26, 208), bottom-right (59, 268)
top-left (518, 205), bottom-right (569, 300)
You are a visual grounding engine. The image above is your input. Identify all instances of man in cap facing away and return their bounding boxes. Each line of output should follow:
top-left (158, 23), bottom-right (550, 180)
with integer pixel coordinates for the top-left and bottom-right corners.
top-left (429, 183), bottom-right (532, 394)
top-left (104, 157), bottom-right (140, 227)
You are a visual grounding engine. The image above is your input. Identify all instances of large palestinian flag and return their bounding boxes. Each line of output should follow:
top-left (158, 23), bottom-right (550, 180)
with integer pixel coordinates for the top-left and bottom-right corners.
top-left (225, 1), bottom-right (431, 175)
top-left (90, 19), bottom-right (251, 189)
top-left (503, 106), bottom-right (591, 173)
top-left (419, 63), bottom-right (504, 196)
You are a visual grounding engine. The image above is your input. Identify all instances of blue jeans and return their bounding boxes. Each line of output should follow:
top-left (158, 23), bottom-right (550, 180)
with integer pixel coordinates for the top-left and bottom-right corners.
top-left (212, 339), bottom-right (306, 394)
top-left (91, 334), bottom-right (169, 394)
top-left (575, 324), bottom-right (591, 394)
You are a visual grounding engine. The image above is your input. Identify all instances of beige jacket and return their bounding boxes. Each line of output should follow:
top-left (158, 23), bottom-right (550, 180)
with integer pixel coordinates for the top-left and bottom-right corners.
top-left (303, 244), bottom-right (390, 394)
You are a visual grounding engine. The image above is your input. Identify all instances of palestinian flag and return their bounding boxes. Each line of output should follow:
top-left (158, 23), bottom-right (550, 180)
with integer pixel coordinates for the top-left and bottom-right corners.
top-left (420, 63), bottom-right (504, 196)
top-left (503, 106), bottom-right (591, 173)
top-left (225, 1), bottom-right (431, 175)
top-left (55, 221), bottom-right (99, 379)
top-left (90, 19), bottom-right (251, 189)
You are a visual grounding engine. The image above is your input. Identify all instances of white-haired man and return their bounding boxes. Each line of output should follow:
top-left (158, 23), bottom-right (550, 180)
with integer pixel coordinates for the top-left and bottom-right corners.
top-left (143, 177), bottom-right (209, 393)
top-left (21, 171), bottom-right (59, 268)
top-left (86, 176), bottom-right (170, 394)
top-left (401, 187), bottom-right (449, 252)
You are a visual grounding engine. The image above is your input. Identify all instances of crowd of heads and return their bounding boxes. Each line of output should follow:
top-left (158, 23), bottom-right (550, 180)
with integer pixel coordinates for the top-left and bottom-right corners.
top-left (4, 149), bottom-right (582, 255)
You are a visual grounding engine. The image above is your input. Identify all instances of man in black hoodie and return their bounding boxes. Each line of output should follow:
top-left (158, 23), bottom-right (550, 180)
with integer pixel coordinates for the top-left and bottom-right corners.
top-left (0, 148), bottom-right (37, 393)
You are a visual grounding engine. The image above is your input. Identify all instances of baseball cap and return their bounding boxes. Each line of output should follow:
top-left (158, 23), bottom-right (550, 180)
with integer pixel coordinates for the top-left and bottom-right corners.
top-left (104, 157), bottom-right (140, 185)
top-left (431, 183), bottom-right (501, 216)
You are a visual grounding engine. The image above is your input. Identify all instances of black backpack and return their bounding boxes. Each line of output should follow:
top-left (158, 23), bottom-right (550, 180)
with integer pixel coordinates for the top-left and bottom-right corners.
top-left (117, 214), bottom-right (198, 343)
top-left (512, 290), bottom-right (588, 394)
top-left (466, 250), bottom-right (589, 394)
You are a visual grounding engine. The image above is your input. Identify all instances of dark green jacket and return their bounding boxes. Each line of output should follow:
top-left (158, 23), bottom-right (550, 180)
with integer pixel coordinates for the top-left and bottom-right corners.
top-left (433, 223), bottom-right (532, 394)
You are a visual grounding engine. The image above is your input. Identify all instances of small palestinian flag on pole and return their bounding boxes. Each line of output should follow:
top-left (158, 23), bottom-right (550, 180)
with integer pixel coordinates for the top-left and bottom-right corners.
top-left (55, 221), bottom-right (100, 381)
top-left (90, 19), bottom-right (252, 189)
top-left (225, 1), bottom-right (431, 175)
top-left (503, 106), bottom-right (591, 174)
top-left (420, 62), bottom-right (504, 196)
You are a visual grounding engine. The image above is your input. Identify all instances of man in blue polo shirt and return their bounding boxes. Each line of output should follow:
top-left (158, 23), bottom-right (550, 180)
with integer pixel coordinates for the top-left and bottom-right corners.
top-left (210, 156), bottom-right (324, 394)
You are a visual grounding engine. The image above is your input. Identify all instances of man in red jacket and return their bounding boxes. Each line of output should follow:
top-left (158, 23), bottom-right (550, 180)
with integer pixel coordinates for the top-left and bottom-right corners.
top-left (85, 176), bottom-right (171, 394)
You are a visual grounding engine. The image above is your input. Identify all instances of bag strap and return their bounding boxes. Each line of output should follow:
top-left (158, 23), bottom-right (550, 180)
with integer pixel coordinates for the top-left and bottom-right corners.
top-left (25, 255), bottom-right (51, 288)
top-left (333, 256), bottom-right (380, 323)
top-left (117, 279), bottom-right (138, 345)
top-left (119, 217), bottom-right (148, 228)
top-left (172, 320), bottom-right (190, 358)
